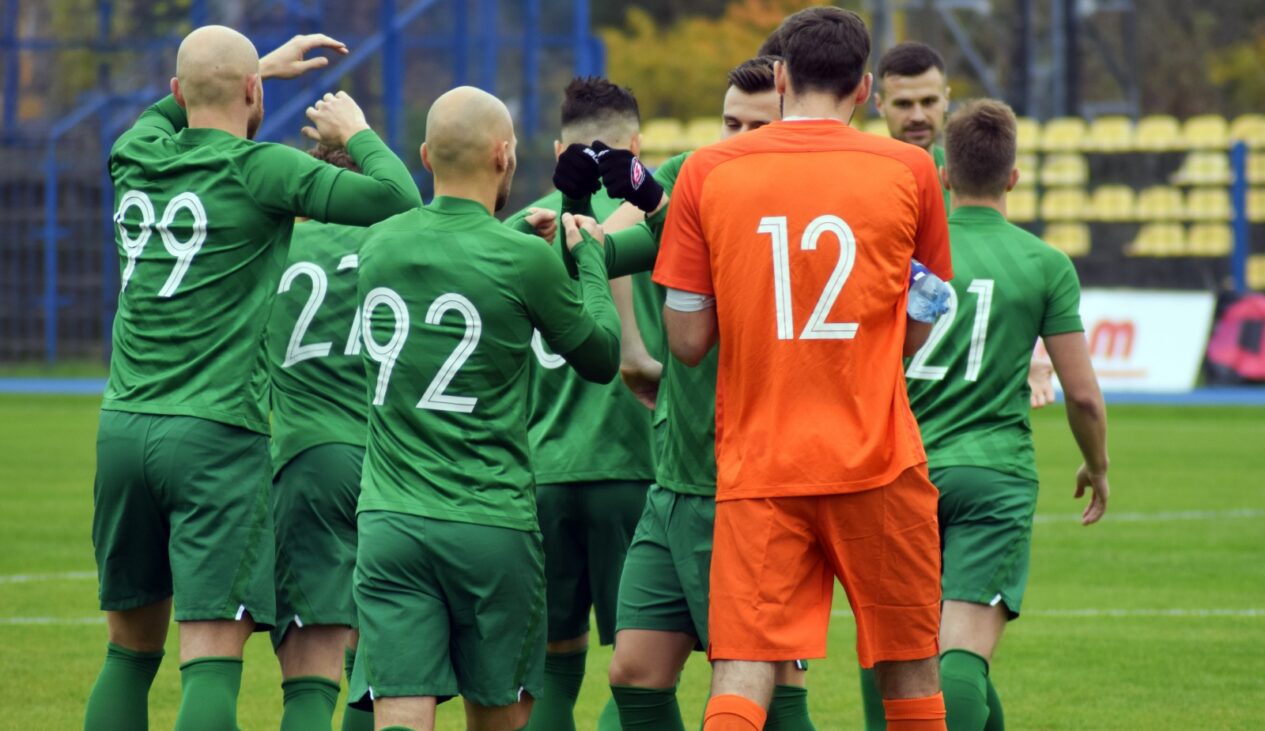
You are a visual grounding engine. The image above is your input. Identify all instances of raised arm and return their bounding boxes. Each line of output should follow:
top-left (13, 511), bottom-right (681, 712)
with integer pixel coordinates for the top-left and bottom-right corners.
top-left (1044, 332), bottom-right (1110, 525)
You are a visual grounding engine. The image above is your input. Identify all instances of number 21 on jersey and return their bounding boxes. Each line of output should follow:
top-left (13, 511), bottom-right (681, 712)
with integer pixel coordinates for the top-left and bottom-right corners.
top-left (906, 279), bottom-right (995, 382)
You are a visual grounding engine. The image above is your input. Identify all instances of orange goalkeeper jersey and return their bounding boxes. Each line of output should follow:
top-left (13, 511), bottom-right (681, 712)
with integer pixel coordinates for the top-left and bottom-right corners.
top-left (653, 119), bottom-right (952, 501)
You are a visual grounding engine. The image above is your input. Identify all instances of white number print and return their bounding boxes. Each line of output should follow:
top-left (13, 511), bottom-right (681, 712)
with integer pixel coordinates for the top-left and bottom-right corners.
top-left (758, 214), bottom-right (860, 341)
top-left (277, 262), bottom-right (333, 367)
top-left (417, 294), bottom-right (482, 413)
top-left (905, 278), bottom-right (995, 382)
top-left (338, 255), bottom-right (364, 356)
top-left (362, 287), bottom-right (410, 406)
top-left (113, 190), bottom-right (208, 297)
top-left (531, 330), bottom-right (567, 370)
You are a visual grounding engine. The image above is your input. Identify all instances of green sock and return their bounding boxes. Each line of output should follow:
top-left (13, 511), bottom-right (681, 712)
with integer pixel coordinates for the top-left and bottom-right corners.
top-left (173, 657), bottom-right (243, 731)
top-left (341, 647), bottom-right (374, 731)
top-left (280, 676), bottom-right (339, 731)
top-left (83, 642), bottom-right (164, 731)
top-left (610, 685), bottom-right (686, 731)
top-left (765, 685), bottom-right (816, 730)
top-left (857, 666), bottom-right (885, 731)
top-left (524, 649), bottom-right (587, 731)
top-left (596, 696), bottom-right (622, 731)
top-left (941, 649), bottom-right (990, 731)
top-left (984, 676), bottom-right (1005, 731)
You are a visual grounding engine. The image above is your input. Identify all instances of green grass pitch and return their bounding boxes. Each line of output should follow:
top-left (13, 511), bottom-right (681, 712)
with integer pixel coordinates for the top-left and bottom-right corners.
top-left (1, 394), bottom-right (1262, 729)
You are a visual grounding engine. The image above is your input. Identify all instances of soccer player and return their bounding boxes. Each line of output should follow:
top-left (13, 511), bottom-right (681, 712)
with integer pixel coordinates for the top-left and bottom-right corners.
top-left (349, 86), bottom-right (620, 731)
top-left (602, 56), bottom-right (815, 731)
top-left (874, 41), bottom-right (951, 209)
top-left (879, 99), bottom-right (1109, 731)
top-left (502, 78), bottom-right (658, 731)
top-left (653, 8), bottom-right (953, 731)
top-left (87, 26), bottom-right (421, 731)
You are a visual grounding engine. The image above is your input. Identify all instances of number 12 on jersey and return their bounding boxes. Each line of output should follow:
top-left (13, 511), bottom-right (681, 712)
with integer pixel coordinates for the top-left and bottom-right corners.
top-left (759, 214), bottom-right (859, 341)
top-left (906, 279), bottom-right (995, 382)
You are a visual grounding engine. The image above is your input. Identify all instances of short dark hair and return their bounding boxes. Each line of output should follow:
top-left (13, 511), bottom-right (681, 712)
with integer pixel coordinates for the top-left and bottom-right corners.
top-left (727, 56), bottom-right (778, 95)
top-left (560, 76), bottom-right (640, 129)
top-left (309, 144), bottom-right (360, 173)
top-left (757, 25), bottom-right (786, 57)
top-left (945, 99), bottom-right (1017, 198)
top-left (877, 41), bottom-right (945, 80)
top-left (777, 7), bottom-right (871, 99)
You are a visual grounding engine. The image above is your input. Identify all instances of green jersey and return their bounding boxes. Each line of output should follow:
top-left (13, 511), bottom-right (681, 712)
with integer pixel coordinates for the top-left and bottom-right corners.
top-left (267, 222), bottom-right (371, 475)
top-left (629, 153), bottom-right (689, 366)
top-left (104, 95), bottom-right (421, 434)
top-left (506, 188), bottom-right (655, 484)
top-left (357, 197), bottom-right (620, 531)
top-left (932, 144), bottom-right (951, 212)
top-left (905, 206), bottom-right (1084, 481)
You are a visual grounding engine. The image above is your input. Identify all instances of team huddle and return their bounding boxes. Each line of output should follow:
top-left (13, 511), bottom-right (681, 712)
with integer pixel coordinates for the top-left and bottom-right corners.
top-left (85, 7), bottom-right (1111, 731)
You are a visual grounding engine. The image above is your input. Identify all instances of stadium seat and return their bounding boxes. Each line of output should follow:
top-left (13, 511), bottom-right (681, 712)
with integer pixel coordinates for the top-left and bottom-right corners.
top-left (1127, 223), bottom-right (1185, 256)
top-left (1015, 153), bottom-right (1038, 187)
top-left (1044, 223), bottom-right (1090, 257)
top-left (1008, 188), bottom-right (1037, 222)
top-left (641, 118), bottom-right (687, 158)
top-left (1085, 115), bottom-right (1134, 152)
top-left (1182, 114), bottom-right (1229, 150)
top-left (1015, 117), bottom-right (1040, 153)
top-left (1229, 114), bottom-right (1265, 148)
top-left (1135, 186), bottom-right (1185, 221)
top-left (1249, 255), bottom-right (1265, 290)
top-left (1184, 188), bottom-right (1232, 221)
top-left (1088, 185), bottom-right (1136, 222)
top-left (1039, 188), bottom-right (1088, 221)
top-left (1171, 152), bottom-right (1231, 186)
top-left (1040, 117), bottom-right (1086, 152)
top-left (685, 117), bottom-right (720, 150)
top-left (1040, 153), bottom-right (1088, 187)
top-left (1187, 223), bottom-right (1233, 256)
top-left (864, 118), bottom-right (891, 137)
top-left (1249, 153), bottom-right (1265, 184)
top-left (1135, 115), bottom-right (1183, 151)
top-left (1248, 188), bottom-right (1265, 222)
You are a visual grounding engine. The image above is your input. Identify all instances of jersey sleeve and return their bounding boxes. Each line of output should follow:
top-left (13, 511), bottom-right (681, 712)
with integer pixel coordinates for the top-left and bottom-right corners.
top-left (652, 155), bottom-right (713, 296)
top-left (519, 237), bottom-right (620, 383)
top-left (910, 153), bottom-right (953, 281)
top-left (1041, 252), bottom-right (1085, 336)
top-left (111, 95), bottom-right (188, 155)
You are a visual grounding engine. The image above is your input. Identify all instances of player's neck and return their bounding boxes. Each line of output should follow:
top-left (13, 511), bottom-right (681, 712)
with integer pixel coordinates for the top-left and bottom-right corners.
top-left (951, 194), bottom-right (1007, 217)
top-left (186, 108), bottom-right (249, 138)
top-left (432, 179), bottom-right (496, 215)
top-left (782, 93), bottom-right (856, 125)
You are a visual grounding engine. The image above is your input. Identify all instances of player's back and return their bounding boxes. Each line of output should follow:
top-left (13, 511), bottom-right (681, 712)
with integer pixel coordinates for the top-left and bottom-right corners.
top-left (660, 119), bottom-right (950, 498)
top-left (906, 206), bottom-right (1083, 481)
top-left (357, 197), bottom-right (595, 531)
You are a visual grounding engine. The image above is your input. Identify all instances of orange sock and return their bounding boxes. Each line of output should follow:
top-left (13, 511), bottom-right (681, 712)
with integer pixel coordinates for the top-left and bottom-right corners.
top-left (703, 694), bottom-right (768, 731)
top-left (883, 692), bottom-right (947, 731)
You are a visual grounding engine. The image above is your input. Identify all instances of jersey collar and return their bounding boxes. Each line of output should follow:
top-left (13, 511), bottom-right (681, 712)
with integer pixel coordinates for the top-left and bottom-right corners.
top-left (429, 196), bottom-right (492, 217)
top-left (948, 205), bottom-right (1007, 225)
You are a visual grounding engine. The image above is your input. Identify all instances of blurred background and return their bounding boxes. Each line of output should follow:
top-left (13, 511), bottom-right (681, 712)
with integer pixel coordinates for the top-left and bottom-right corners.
top-left (1, 0), bottom-right (1263, 395)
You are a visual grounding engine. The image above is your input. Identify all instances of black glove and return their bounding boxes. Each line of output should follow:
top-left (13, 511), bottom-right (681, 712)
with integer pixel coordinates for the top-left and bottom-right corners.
top-left (552, 143), bottom-right (602, 199)
top-left (592, 140), bottom-right (664, 213)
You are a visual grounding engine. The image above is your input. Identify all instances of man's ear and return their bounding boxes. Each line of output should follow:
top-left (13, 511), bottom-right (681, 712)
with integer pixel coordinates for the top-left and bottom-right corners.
top-left (940, 164), bottom-right (951, 191)
top-left (872, 92), bottom-right (883, 111)
top-left (244, 73), bottom-right (261, 106)
top-left (495, 140), bottom-right (510, 173)
top-left (171, 77), bottom-right (186, 108)
top-left (554, 139), bottom-right (564, 160)
top-left (774, 60), bottom-right (788, 96)
top-left (628, 131), bottom-right (642, 158)
top-left (420, 142), bottom-right (433, 173)
top-left (1006, 167), bottom-right (1019, 192)
top-left (853, 72), bottom-right (873, 107)
top-left (944, 85), bottom-right (952, 103)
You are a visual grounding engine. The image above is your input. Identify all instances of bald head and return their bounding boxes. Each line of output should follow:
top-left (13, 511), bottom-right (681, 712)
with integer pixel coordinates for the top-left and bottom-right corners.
top-left (175, 25), bottom-right (260, 110)
top-left (424, 87), bottom-right (515, 176)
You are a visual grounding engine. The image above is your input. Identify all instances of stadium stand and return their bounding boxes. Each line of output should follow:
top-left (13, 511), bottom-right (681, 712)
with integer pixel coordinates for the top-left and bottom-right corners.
top-left (1172, 152), bottom-right (1232, 186)
top-left (1186, 188), bottom-right (1233, 221)
top-left (864, 117), bottom-right (891, 137)
top-left (1008, 188), bottom-right (1037, 223)
top-left (686, 117), bottom-right (720, 149)
top-left (1085, 115), bottom-right (1134, 152)
top-left (1015, 116), bottom-right (1040, 153)
top-left (1183, 114), bottom-right (1230, 149)
top-left (1128, 223), bottom-right (1185, 257)
top-left (1136, 186), bottom-right (1185, 221)
top-left (1044, 223), bottom-right (1091, 257)
top-left (1089, 185), bottom-right (1136, 222)
top-left (1016, 153), bottom-right (1038, 186)
top-left (1249, 188), bottom-right (1265, 222)
top-left (1135, 115), bottom-right (1184, 151)
top-left (1188, 223), bottom-right (1234, 256)
top-left (1230, 114), bottom-right (1265, 147)
top-left (1040, 117), bottom-right (1086, 152)
top-left (1040, 153), bottom-right (1088, 186)
top-left (1040, 187), bottom-right (1089, 221)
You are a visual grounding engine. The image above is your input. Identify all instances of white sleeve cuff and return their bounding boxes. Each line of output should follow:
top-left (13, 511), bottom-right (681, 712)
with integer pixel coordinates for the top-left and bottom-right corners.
top-left (665, 288), bottom-right (716, 312)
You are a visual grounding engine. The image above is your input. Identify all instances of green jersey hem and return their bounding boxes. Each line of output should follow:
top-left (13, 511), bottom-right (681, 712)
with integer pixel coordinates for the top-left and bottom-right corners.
top-left (656, 477), bottom-right (716, 497)
top-left (927, 456), bottom-right (1038, 484)
top-left (271, 436), bottom-right (367, 477)
top-left (355, 498), bottom-right (539, 533)
top-left (100, 401), bottom-right (269, 436)
top-left (535, 468), bottom-right (655, 485)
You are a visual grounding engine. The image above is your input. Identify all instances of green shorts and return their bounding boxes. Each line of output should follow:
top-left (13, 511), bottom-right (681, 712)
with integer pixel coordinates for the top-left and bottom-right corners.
top-left (270, 443), bottom-right (363, 649)
top-left (92, 410), bottom-right (275, 628)
top-left (536, 480), bottom-right (649, 644)
top-left (934, 465), bottom-right (1038, 619)
top-left (351, 511), bottom-right (545, 706)
top-left (615, 485), bottom-right (714, 648)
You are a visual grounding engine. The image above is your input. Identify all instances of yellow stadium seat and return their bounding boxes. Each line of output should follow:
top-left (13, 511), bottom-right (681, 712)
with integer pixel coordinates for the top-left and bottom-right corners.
top-left (1187, 224), bottom-right (1233, 256)
top-left (1040, 188), bottom-right (1088, 221)
top-left (1044, 223), bottom-right (1090, 257)
top-left (1249, 255), bottom-right (1265, 290)
top-left (1182, 114), bottom-right (1229, 150)
top-left (1185, 188), bottom-right (1232, 221)
top-left (864, 118), bottom-right (891, 137)
top-left (1088, 185), bottom-right (1136, 222)
top-left (1230, 114), bottom-right (1265, 148)
top-left (1085, 115), bottom-right (1134, 152)
top-left (685, 117), bottom-right (720, 150)
top-left (1015, 153), bottom-right (1038, 187)
top-left (1008, 188), bottom-right (1037, 222)
top-left (1171, 152), bottom-right (1231, 186)
top-left (1127, 223), bottom-right (1185, 257)
top-left (1135, 115), bottom-right (1183, 151)
top-left (1040, 153), bottom-right (1088, 187)
top-left (1040, 117), bottom-right (1086, 152)
top-left (1248, 188), bottom-right (1265, 222)
top-left (1016, 117), bottom-right (1040, 153)
top-left (641, 119), bottom-right (686, 158)
top-left (1135, 186), bottom-right (1184, 221)
top-left (1248, 153), bottom-right (1265, 184)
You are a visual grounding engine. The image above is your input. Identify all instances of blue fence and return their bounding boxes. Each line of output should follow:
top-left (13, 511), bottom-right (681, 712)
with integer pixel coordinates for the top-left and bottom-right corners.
top-left (0, 0), bottom-right (602, 364)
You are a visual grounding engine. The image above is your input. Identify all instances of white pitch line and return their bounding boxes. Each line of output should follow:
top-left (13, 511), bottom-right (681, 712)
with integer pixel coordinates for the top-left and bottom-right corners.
top-left (1033, 508), bottom-right (1265, 525)
top-left (831, 608), bottom-right (1265, 619)
top-left (0, 570), bottom-right (95, 584)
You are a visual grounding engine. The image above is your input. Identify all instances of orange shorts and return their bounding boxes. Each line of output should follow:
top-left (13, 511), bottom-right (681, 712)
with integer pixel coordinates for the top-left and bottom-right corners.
top-left (707, 465), bottom-right (941, 668)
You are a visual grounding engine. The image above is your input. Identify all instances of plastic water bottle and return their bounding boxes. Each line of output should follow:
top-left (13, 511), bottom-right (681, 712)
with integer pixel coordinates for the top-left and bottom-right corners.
top-left (908, 260), bottom-right (951, 323)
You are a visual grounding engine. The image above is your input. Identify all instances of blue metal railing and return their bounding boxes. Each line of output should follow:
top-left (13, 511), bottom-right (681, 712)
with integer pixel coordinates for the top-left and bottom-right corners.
top-left (1230, 141), bottom-right (1250, 293)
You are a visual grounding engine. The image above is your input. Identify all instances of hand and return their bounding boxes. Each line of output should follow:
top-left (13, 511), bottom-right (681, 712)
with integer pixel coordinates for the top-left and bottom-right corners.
top-left (302, 91), bottom-right (370, 147)
top-left (620, 354), bottom-right (663, 410)
top-left (561, 213), bottom-right (604, 252)
top-left (1028, 357), bottom-right (1056, 409)
top-left (591, 141), bottom-right (664, 213)
top-left (524, 207), bottom-right (557, 243)
top-left (260, 34), bottom-right (348, 80)
top-left (1074, 464), bottom-right (1109, 525)
top-left (553, 143), bottom-right (602, 199)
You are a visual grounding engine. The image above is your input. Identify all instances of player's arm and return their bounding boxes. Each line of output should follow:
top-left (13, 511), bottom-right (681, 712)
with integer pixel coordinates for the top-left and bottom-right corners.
top-left (1045, 332), bottom-right (1109, 525)
top-left (905, 320), bottom-right (933, 356)
top-left (662, 295), bottom-right (716, 367)
top-left (259, 34), bottom-right (348, 80)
